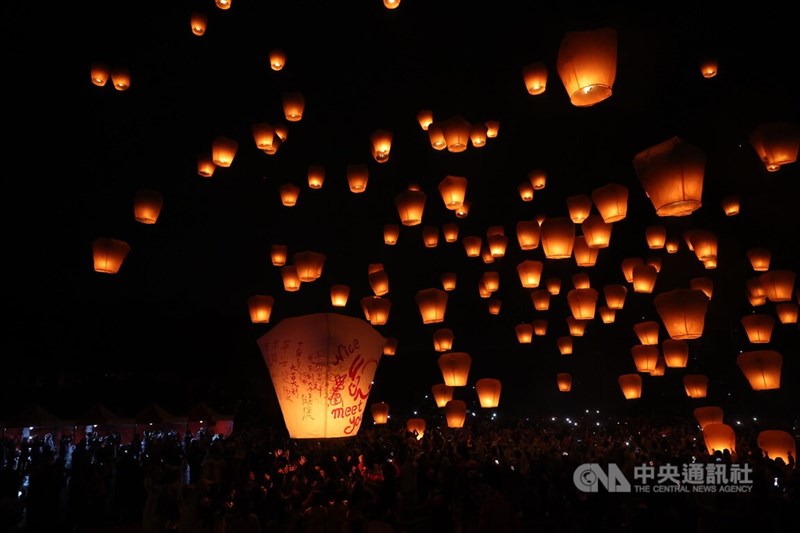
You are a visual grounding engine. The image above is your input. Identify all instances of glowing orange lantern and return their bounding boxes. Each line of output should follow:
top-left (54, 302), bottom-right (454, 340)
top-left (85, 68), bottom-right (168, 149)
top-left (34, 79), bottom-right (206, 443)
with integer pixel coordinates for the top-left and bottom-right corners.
top-left (557, 336), bottom-right (573, 355)
top-left (487, 299), bottom-right (502, 315)
top-left (699, 58), bottom-right (718, 78)
top-left (215, 0), bottom-right (231, 10)
top-left (486, 234), bottom-right (508, 258)
top-left (438, 352), bottom-right (471, 386)
top-left (522, 62), bottom-right (548, 95)
top-left (621, 257), bottom-right (643, 283)
top-left (133, 189), bottom-right (163, 224)
top-left (370, 129), bottom-right (393, 163)
top-left (597, 305), bottom-right (615, 323)
top-left (703, 424), bottom-right (736, 454)
top-left (556, 27), bottom-right (617, 106)
top-left (581, 215), bottom-right (612, 248)
top-left (776, 303), bottom-right (798, 324)
top-left (197, 154), bottom-right (216, 178)
top-left (515, 323), bottom-right (534, 344)
top-left (368, 270), bottom-right (390, 296)
top-left (279, 183), bottom-right (301, 206)
top-left (470, 123), bottom-right (488, 148)
top-left (417, 109), bottom-right (433, 131)
top-left (556, 373), bottom-right (572, 392)
top-left (474, 378), bottom-right (501, 408)
top-left (462, 236), bottom-right (482, 258)
top-left (567, 288), bottom-right (599, 320)
top-left (90, 63), bottom-right (109, 86)
top-left (541, 217), bottom-right (575, 259)
top-left (484, 121), bottom-right (500, 138)
top-left (590, 183), bottom-right (628, 222)
top-left (481, 271), bottom-right (500, 293)
top-left (749, 122), bottom-right (800, 172)
top-left (690, 277), bottom-right (713, 300)
top-left (737, 350), bottom-right (782, 390)
top-left (438, 175), bottom-right (468, 210)
top-left (252, 122), bottom-right (275, 151)
top-left (654, 289), bottom-right (709, 340)
top-left (567, 317), bottom-right (589, 337)
top-left (645, 226), bottom-right (666, 249)
top-left (270, 244), bottom-right (288, 267)
top-left (573, 236), bottom-right (599, 267)
top-left (633, 321), bottom-right (660, 346)
top-left (603, 284), bottom-right (627, 310)
top-left (395, 184), bottom-right (426, 226)
top-left (431, 384), bottom-right (454, 407)
top-left (212, 136), bottom-right (238, 167)
top-left (531, 289), bottom-right (551, 311)
top-left (532, 319), bottom-right (548, 336)
top-left (248, 295), bottom-right (275, 324)
top-left (407, 418), bottom-right (425, 439)
top-left (566, 194), bottom-right (593, 223)
top-left (282, 92), bottom-right (305, 122)
top-left (757, 430), bottom-right (797, 463)
top-left (516, 220), bottom-right (541, 250)
top-left (445, 400), bottom-right (467, 428)
top-left (572, 274), bottom-right (591, 291)
top-left (516, 260), bottom-right (544, 288)
top-left (633, 136), bottom-right (705, 217)
top-left (529, 169), bottom-right (547, 190)
top-left (361, 297), bottom-right (391, 326)
top-left (688, 230), bottom-right (718, 262)
top-left (428, 122), bottom-right (446, 150)
top-left (256, 313), bottom-right (386, 439)
top-left (665, 238), bottom-right (680, 253)
top-left (455, 201), bottom-right (471, 218)
top-left (345, 164), bottom-right (368, 193)
top-left (441, 116), bottom-right (471, 152)
top-left (759, 270), bottom-right (796, 302)
top-left (416, 288), bottom-right (448, 324)
top-left (433, 329), bottom-right (454, 352)
top-left (442, 223), bottom-right (459, 243)
top-left (662, 339), bottom-right (689, 368)
top-left (110, 66), bottom-right (131, 91)
top-left (383, 224), bottom-right (400, 245)
top-left (646, 256), bottom-right (662, 273)
top-left (293, 251), bottom-right (325, 282)
top-left (618, 374), bottom-right (642, 399)
top-left (746, 248), bottom-right (771, 272)
top-left (269, 49), bottom-right (286, 71)
top-left (693, 406), bottom-right (723, 429)
top-left (330, 284), bottom-right (350, 307)
top-left (683, 374), bottom-right (709, 398)
top-left (545, 277), bottom-right (562, 295)
top-left (440, 272), bottom-right (457, 292)
top-left (371, 402), bottom-right (390, 424)
top-left (720, 195), bottom-right (740, 216)
top-left (741, 314), bottom-right (775, 343)
top-left (518, 182), bottom-right (535, 202)
top-left (281, 265), bottom-right (301, 292)
top-left (632, 264), bottom-right (658, 293)
top-left (92, 238), bottom-right (131, 274)
top-left (631, 345), bottom-right (659, 373)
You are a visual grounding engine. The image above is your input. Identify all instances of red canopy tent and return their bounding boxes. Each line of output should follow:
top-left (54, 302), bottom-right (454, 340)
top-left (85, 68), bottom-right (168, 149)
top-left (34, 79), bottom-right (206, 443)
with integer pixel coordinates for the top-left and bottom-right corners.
top-left (186, 402), bottom-right (234, 437)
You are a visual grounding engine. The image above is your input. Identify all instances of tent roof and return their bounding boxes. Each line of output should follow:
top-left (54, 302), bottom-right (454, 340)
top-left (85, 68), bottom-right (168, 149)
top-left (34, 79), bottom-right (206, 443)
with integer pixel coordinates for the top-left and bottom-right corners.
top-left (76, 403), bottom-right (135, 426)
top-left (5, 403), bottom-right (73, 428)
top-left (187, 402), bottom-right (233, 422)
top-left (134, 402), bottom-right (186, 425)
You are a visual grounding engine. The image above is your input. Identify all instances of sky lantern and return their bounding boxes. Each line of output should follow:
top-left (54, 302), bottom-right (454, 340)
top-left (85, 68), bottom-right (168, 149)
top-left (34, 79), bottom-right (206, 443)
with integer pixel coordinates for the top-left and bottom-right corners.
top-left (440, 272), bottom-right (457, 292)
top-left (541, 217), bottom-right (575, 259)
top-left (189, 12), bottom-right (208, 35)
top-left (631, 345), bottom-right (659, 373)
top-left (455, 201), bottom-right (471, 218)
top-left (529, 169), bottom-right (547, 190)
top-left (212, 136), bottom-right (238, 167)
top-left (633, 136), bottom-right (705, 217)
top-left (438, 352), bottom-right (471, 386)
top-left (256, 313), bottom-right (385, 439)
top-left (215, 0), bottom-right (231, 10)
top-left (433, 328), bottom-right (454, 352)
top-left (531, 289), bottom-right (551, 311)
top-left (621, 257), bottom-right (644, 283)
top-left (690, 277), bottom-right (713, 300)
top-left (478, 281), bottom-right (491, 298)
top-left (566, 194), bottom-right (593, 223)
top-left (92, 238), bottom-right (130, 274)
top-left (346, 164), bottom-right (369, 193)
top-left (370, 129), bottom-right (393, 163)
top-left (280, 265), bottom-right (301, 292)
top-left (746, 277), bottom-right (767, 306)
top-left (407, 418), bottom-right (425, 440)
top-left (591, 183), bottom-right (628, 223)
top-left (487, 299), bottom-right (502, 315)
top-left (741, 314), bottom-right (775, 343)
top-left (416, 288), bottom-right (448, 324)
top-left (485, 121), bottom-right (500, 138)
top-left (383, 224), bottom-right (400, 245)
top-left (557, 336), bottom-right (573, 355)
top-left (90, 63), bottom-right (109, 86)
top-left (749, 122), bottom-right (800, 172)
top-left (422, 226), bottom-right (439, 248)
top-left (759, 270), bottom-right (796, 302)
top-left (720, 195), bottom-right (740, 216)
top-left (567, 317), bottom-right (589, 337)
top-left (556, 27), bottom-right (617, 106)
top-left (282, 92), bottom-right (305, 122)
top-left (279, 183), bottom-right (301, 206)
top-left (515, 323), bottom-right (534, 344)
top-left (445, 400), bottom-right (467, 428)
top-left (746, 248), bottom-right (771, 271)
top-left (654, 289), bottom-right (709, 340)
top-left (384, 338), bottom-right (399, 354)
top-left (665, 238), bottom-right (680, 254)
top-left (532, 319), bottom-right (548, 336)
top-left (649, 356), bottom-right (666, 376)
top-left (776, 303), bottom-right (798, 324)
top-left (603, 284), bottom-right (628, 310)
top-left (269, 49), bottom-right (286, 71)
top-left (581, 215), bottom-right (612, 249)
top-left (417, 109), bottom-right (433, 130)
top-left (368, 269), bottom-right (390, 296)
top-left (427, 122), bottom-right (446, 150)
top-left (481, 271), bottom-right (500, 293)
top-left (252, 122), bottom-right (276, 151)
top-left (470, 123), bottom-right (488, 148)
top-left (133, 189), bottom-right (163, 224)
top-left (757, 430), bottom-right (797, 463)
top-left (270, 244), bottom-right (288, 267)
top-left (573, 236), bottom-right (599, 267)
top-left (703, 424), bottom-right (736, 455)
top-left (481, 245), bottom-right (495, 264)
top-left (633, 321), bottom-right (659, 346)
top-left (274, 123), bottom-right (289, 142)
top-left (518, 182), bottom-right (535, 201)
top-left (248, 295), bottom-right (275, 324)
top-left (361, 297), bottom-right (391, 326)
top-left (688, 230), bottom-right (718, 262)
top-left (662, 339), bottom-right (689, 368)
top-left (556, 373), bottom-right (572, 392)
top-left (487, 234), bottom-right (509, 258)
top-left (618, 374), bottom-right (642, 399)
top-left (293, 251), bottom-right (325, 282)
top-left (645, 256), bottom-right (662, 273)
top-left (395, 184), bottom-right (426, 225)
top-left (693, 406), bottom-right (723, 429)
top-left (572, 272), bottom-right (591, 289)
top-left (330, 284), bottom-right (350, 307)
top-left (632, 264), bottom-right (658, 293)
top-left (737, 350), bottom-right (782, 390)
top-left (702, 258), bottom-right (717, 270)
top-left (567, 288), bottom-right (598, 320)
top-left (683, 374), bottom-right (709, 398)
top-left (516, 260), bottom-right (544, 288)
top-left (442, 223), bottom-right (459, 243)
top-left (516, 220), bottom-right (540, 250)
top-left (462, 236), bottom-right (482, 257)
top-left (699, 58), bottom-right (718, 78)
top-left (110, 66), bottom-right (131, 91)
top-left (475, 378), bottom-right (502, 408)
top-left (645, 226), bottom-right (666, 249)
top-left (441, 116), bottom-right (471, 152)
top-left (371, 402), bottom-right (390, 424)
top-left (545, 277), bottom-right (562, 296)
top-left (196, 154), bottom-right (216, 178)
top-left (431, 384), bottom-right (454, 407)
top-left (522, 62), bottom-right (548, 95)
top-left (438, 175), bottom-right (468, 210)
top-left (599, 306), bottom-right (616, 323)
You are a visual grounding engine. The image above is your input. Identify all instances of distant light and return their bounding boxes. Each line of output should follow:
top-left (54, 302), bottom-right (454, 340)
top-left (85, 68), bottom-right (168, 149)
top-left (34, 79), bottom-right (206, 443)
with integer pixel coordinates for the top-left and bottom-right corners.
top-left (736, 420), bottom-right (741, 425)
top-left (472, 412), bottom-right (476, 417)
top-left (585, 409), bottom-right (589, 413)
top-left (551, 417), bottom-right (556, 421)
top-left (413, 411), bottom-right (417, 415)
top-left (752, 417), bottom-right (757, 421)
top-left (596, 422), bottom-right (600, 426)
top-left (625, 441), bottom-right (630, 446)
top-left (596, 410), bottom-right (600, 414)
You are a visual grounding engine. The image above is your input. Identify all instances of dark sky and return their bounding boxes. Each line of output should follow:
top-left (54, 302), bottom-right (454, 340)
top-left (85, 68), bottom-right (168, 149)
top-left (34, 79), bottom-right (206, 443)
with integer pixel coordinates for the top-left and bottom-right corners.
top-left (2, 1), bottom-right (799, 426)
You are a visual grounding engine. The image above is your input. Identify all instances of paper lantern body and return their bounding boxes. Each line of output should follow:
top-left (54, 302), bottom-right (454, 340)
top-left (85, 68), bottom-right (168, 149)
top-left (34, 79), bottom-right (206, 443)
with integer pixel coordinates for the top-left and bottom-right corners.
top-left (92, 238), bottom-right (131, 274)
top-left (257, 313), bottom-right (385, 439)
top-left (431, 384), bottom-right (454, 407)
top-left (683, 374), bottom-right (709, 398)
top-left (749, 122), bottom-right (800, 172)
top-left (475, 378), bottom-right (502, 408)
top-left (662, 339), bottom-right (689, 368)
top-left (703, 423), bottom-right (736, 454)
top-left (618, 374), bottom-right (642, 399)
top-left (737, 350), bottom-right (782, 390)
top-left (248, 295), bottom-right (275, 324)
top-left (693, 406), bottom-right (723, 429)
top-left (370, 402), bottom-right (389, 424)
top-left (654, 289), bottom-right (709, 340)
top-left (407, 418), bottom-right (426, 439)
top-left (633, 137), bottom-right (705, 217)
top-left (438, 352), bottom-right (471, 386)
top-left (557, 27), bottom-right (617, 106)
top-left (445, 400), bottom-right (467, 428)
top-left (557, 373), bottom-right (572, 391)
top-left (757, 430), bottom-right (797, 463)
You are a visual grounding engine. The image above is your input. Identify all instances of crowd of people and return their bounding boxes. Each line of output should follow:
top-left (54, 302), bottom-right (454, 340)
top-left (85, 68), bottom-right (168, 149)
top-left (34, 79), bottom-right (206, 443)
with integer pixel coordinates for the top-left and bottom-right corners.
top-left (0, 412), bottom-right (796, 532)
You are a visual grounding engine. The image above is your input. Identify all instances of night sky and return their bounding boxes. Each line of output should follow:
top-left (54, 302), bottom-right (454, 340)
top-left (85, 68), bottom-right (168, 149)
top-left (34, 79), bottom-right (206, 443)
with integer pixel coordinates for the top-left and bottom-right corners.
top-left (3, 1), bottom-right (799, 428)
